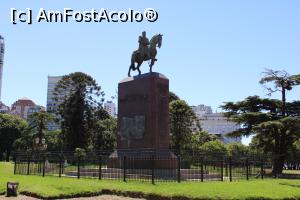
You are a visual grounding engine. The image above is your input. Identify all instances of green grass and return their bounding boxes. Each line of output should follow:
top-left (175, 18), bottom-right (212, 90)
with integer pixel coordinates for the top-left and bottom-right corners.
top-left (1, 162), bottom-right (300, 199)
top-left (283, 169), bottom-right (300, 174)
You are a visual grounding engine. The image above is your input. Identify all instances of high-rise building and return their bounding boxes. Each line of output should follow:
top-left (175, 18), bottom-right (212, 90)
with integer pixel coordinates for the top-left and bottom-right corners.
top-left (0, 35), bottom-right (5, 100)
top-left (46, 76), bottom-right (63, 130)
top-left (104, 101), bottom-right (116, 117)
top-left (46, 76), bottom-right (62, 113)
top-left (10, 97), bottom-right (45, 120)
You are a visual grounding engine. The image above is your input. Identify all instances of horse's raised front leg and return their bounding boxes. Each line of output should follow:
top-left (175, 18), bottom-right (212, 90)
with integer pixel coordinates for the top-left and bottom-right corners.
top-left (149, 59), bottom-right (155, 73)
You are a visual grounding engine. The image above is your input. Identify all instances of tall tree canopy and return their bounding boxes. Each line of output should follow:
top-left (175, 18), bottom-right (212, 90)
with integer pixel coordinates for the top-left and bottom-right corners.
top-left (169, 91), bottom-right (180, 103)
top-left (53, 72), bottom-right (105, 150)
top-left (222, 69), bottom-right (300, 175)
top-left (0, 114), bottom-right (28, 161)
top-left (92, 117), bottom-right (117, 151)
top-left (15, 111), bottom-right (54, 152)
top-left (28, 111), bottom-right (53, 140)
top-left (170, 100), bottom-right (198, 153)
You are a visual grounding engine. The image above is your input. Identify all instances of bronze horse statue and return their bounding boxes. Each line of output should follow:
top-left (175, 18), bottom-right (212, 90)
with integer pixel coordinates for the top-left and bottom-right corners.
top-left (128, 34), bottom-right (163, 77)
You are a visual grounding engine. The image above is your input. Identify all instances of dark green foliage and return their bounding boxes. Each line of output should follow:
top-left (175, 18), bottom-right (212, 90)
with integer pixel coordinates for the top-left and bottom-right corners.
top-left (222, 69), bottom-right (300, 174)
top-left (28, 111), bottom-right (53, 140)
top-left (169, 100), bottom-right (197, 153)
top-left (286, 101), bottom-right (300, 117)
top-left (45, 130), bottom-right (63, 151)
top-left (92, 117), bottom-right (117, 151)
top-left (0, 114), bottom-right (28, 161)
top-left (201, 140), bottom-right (227, 157)
top-left (189, 131), bottom-right (217, 151)
top-left (226, 142), bottom-right (248, 156)
top-left (53, 72), bottom-right (105, 151)
top-left (169, 91), bottom-right (180, 103)
top-left (74, 148), bottom-right (86, 159)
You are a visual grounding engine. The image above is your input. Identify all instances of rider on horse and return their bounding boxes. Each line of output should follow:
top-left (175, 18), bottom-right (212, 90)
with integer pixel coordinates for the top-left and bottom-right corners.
top-left (138, 31), bottom-right (150, 60)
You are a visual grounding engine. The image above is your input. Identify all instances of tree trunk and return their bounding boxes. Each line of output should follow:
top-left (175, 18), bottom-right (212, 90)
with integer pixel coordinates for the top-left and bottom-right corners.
top-left (0, 150), bottom-right (3, 161)
top-left (282, 86), bottom-right (286, 117)
top-left (272, 85), bottom-right (287, 176)
top-left (272, 155), bottom-right (285, 176)
top-left (5, 150), bottom-right (11, 162)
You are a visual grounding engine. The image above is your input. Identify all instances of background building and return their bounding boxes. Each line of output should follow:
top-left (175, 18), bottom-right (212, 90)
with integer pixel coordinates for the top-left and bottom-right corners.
top-left (10, 97), bottom-right (45, 120)
top-left (191, 104), bottom-right (241, 143)
top-left (104, 100), bottom-right (116, 117)
top-left (46, 76), bottom-right (63, 130)
top-left (0, 35), bottom-right (5, 100)
top-left (0, 101), bottom-right (9, 113)
top-left (191, 104), bottom-right (212, 116)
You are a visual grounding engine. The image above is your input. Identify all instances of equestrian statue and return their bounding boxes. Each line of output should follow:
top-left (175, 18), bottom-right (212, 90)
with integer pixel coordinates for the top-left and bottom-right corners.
top-left (128, 31), bottom-right (163, 77)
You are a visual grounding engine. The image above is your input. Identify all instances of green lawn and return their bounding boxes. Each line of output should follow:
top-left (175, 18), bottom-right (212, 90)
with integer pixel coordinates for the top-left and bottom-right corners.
top-left (283, 169), bottom-right (300, 174)
top-left (1, 162), bottom-right (300, 199)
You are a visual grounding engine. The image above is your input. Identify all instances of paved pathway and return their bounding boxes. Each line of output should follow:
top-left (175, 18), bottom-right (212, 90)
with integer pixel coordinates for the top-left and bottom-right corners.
top-left (0, 195), bottom-right (145, 200)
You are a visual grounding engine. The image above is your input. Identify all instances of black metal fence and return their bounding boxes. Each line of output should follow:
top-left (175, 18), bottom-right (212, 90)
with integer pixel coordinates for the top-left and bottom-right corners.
top-left (13, 150), bottom-right (276, 183)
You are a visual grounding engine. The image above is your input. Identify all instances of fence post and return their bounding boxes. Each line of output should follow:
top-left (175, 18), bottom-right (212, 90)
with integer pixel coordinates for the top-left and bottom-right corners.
top-left (200, 157), bottom-right (204, 182)
top-left (151, 155), bottom-right (155, 184)
top-left (225, 160), bottom-right (228, 177)
top-left (260, 159), bottom-right (264, 179)
top-left (177, 155), bottom-right (181, 183)
top-left (77, 157), bottom-right (80, 179)
top-left (27, 156), bottom-right (30, 175)
top-left (229, 156), bottom-right (232, 182)
top-left (42, 156), bottom-right (45, 177)
top-left (246, 158), bottom-right (249, 180)
top-left (59, 155), bottom-right (62, 178)
top-left (98, 156), bottom-right (102, 180)
top-left (220, 158), bottom-right (224, 182)
top-left (14, 157), bottom-right (17, 175)
top-left (123, 156), bottom-right (127, 182)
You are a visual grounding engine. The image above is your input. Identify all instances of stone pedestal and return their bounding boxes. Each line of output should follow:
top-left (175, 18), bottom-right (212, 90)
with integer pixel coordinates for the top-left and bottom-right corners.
top-left (108, 72), bottom-right (177, 169)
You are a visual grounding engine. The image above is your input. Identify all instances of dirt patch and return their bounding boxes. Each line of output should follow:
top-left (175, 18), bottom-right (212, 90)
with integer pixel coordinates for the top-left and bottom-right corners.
top-left (0, 195), bottom-right (38, 200)
top-left (0, 195), bottom-right (145, 200)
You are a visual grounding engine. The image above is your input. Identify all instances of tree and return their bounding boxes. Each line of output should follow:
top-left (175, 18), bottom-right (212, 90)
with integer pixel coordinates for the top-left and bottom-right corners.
top-left (201, 140), bottom-right (227, 157)
top-left (189, 131), bottom-right (217, 151)
top-left (169, 91), bottom-right (180, 103)
top-left (259, 69), bottom-right (300, 117)
top-left (226, 142), bottom-right (248, 157)
top-left (253, 117), bottom-right (300, 173)
top-left (286, 141), bottom-right (300, 170)
top-left (53, 72), bottom-right (105, 150)
top-left (286, 101), bottom-right (300, 117)
top-left (169, 100), bottom-right (197, 153)
top-left (222, 69), bottom-right (300, 175)
top-left (92, 117), bottom-right (117, 151)
top-left (0, 114), bottom-right (28, 161)
top-left (45, 130), bottom-right (63, 151)
top-left (28, 111), bottom-right (53, 141)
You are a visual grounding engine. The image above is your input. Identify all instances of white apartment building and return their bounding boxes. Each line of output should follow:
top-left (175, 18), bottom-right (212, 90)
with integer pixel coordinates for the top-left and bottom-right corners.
top-left (191, 104), bottom-right (241, 144)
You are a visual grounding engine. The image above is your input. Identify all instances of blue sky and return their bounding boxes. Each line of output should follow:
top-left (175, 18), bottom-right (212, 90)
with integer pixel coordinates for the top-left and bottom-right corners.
top-left (1, 1), bottom-right (300, 144)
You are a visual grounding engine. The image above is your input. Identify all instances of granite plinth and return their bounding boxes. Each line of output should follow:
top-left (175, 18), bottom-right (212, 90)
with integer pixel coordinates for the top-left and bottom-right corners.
top-left (108, 72), bottom-right (177, 169)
